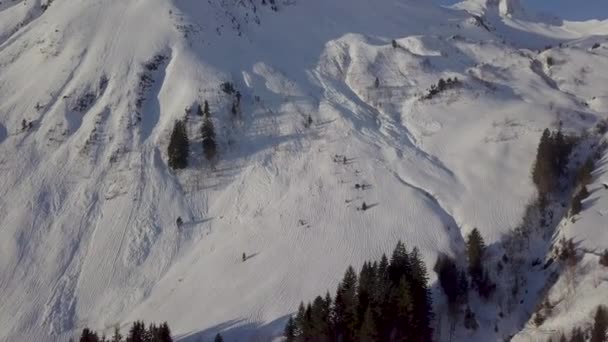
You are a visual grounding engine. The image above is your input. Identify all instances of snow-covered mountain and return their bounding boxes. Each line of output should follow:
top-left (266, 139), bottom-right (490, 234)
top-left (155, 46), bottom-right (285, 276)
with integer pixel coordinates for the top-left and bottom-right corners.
top-left (0, 0), bottom-right (607, 341)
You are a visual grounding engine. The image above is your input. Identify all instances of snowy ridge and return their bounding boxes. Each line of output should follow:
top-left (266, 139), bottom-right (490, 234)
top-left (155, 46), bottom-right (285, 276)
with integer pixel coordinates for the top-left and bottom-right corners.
top-left (0, 0), bottom-right (607, 341)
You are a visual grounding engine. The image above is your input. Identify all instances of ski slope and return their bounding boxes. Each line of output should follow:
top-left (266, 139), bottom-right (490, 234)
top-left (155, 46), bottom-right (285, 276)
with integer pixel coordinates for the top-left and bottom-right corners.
top-left (0, 0), bottom-right (607, 340)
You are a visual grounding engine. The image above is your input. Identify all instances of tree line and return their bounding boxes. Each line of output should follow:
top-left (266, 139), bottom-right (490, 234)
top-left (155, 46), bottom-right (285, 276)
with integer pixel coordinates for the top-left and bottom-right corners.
top-left (76, 321), bottom-right (172, 342)
top-left (76, 321), bottom-right (227, 342)
top-left (284, 241), bottom-right (434, 342)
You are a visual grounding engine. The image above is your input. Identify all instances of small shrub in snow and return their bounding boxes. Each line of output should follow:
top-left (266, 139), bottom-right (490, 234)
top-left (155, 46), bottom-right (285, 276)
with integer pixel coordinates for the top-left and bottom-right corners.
top-left (592, 43), bottom-right (601, 50)
top-left (391, 39), bottom-right (398, 48)
top-left (546, 56), bottom-right (555, 66)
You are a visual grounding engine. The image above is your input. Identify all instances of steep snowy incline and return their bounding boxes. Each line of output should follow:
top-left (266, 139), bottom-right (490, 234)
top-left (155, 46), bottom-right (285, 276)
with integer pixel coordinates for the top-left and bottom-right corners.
top-left (0, 0), bottom-right (607, 341)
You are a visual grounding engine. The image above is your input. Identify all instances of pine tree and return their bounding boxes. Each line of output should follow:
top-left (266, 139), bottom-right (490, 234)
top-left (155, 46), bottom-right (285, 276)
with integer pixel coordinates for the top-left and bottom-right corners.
top-left (201, 113), bottom-right (217, 162)
top-left (284, 316), bottom-right (296, 342)
top-left (359, 307), bottom-right (379, 342)
top-left (466, 228), bottom-right (486, 284)
top-left (167, 120), bottom-right (189, 170)
top-left (110, 326), bottom-right (122, 342)
top-left (591, 305), bottom-right (608, 342)
top-left (559, 333), bottom-right (567, 342)
top-left (409, 247), bottom-right (434, 341)
top-left (457, 270), bottom-right (469, 303)
top-left (214, 333), bottom-right (224, 342)
top-left (570, 327), bottom-right (585, 342)
top-left (295, 302), bottom-right (308, 339)
top-left (204, 100), bottom-right (210, 117)
top-left (126, 321), bottom-right (146, 342)
top-left (153, 322), bottom-right (172, 342)
top-left (434, 253), bottom-right (459, 304)
top-left (310, 296), bottom-right (331, 341)
top-left (532, 129), bottom-right (556, 198)
top-left (357, 262), bottom-right (375, 326)
top-left (80, 328), bottom-right (101, 342)
top-left (388, 241), bottom-right (410, 285)
top-left (393, 277), bottom-right (413, 341)
top-left (333, 266), bottom-right (358, 342)
top-left (374, 254), bottom-right (391, 340)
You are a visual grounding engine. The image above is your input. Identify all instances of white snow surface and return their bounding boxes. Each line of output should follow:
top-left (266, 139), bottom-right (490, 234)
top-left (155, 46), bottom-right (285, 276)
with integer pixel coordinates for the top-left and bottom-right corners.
top-left (0, 0), bottom-right (607, 341)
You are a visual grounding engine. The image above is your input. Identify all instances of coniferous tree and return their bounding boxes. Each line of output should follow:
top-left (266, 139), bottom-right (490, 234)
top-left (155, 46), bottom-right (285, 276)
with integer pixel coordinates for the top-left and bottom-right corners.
top-left (214, 333), bottom-right (224, 342)
top-left (409, 247), bottom-right (434, 341)
top-left (110, 326), bottom-right (122, 342)
top-left (284, 317), bottom-right (296, 342)
top-left (388, 241), bottom-right (410, 285)
top-left (466, 228), bottom-right (486, 284)
top-left (126, 321), bottom-right (146, 342)
top-left (374, 255), bottom-right (390, 310)
top-left (80, 328), bottom-right (101, 342)
top-left (532, 127), bottom-right (574, 200)
top-left (167, 120), bottom-right (189, 170)
top-left (435, 253), bottom-right (459, 304)
top-left (559, 333), bottom-right (567, 342)
top-left (201, 111), bottom-right (217, 162)
top-left (286, 241), bottom-right (436, 342)
top-left (153, 322), bottom-right (172, 342)
top-left (533, 129), bottom-right (557, 198)
top-left (392, 277), bottom-right (413, 341)
top-left (359, 307), bottom-right (379, 342)
top-left (457, 270), bottom-right (469, 303)
top-left (591, 305), bottom-right (608, 342)
top-left (295, 302), bottom-right (308, 339)
top-left (204, 101), bottom-right (210, 116)
top-left (310, 296), bottom-right (331, 341)
top-left (570, 327), bottom-right (585, 342)
top-left (357, 262), bottom-right (375, 326)
top-left (333, 266), bottom-right (358, 342)
top-left (324, 292), bottom-right (335, 339)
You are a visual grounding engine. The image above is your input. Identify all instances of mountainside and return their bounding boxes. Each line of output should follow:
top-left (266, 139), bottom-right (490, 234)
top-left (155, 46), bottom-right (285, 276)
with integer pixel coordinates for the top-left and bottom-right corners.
top-left (0, 0), bottom-right (607, 341)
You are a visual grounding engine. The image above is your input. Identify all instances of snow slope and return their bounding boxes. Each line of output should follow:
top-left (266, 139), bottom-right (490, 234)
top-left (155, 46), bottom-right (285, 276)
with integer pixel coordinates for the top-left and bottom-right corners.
top-left (0, 0), bottom-right (607, 341)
